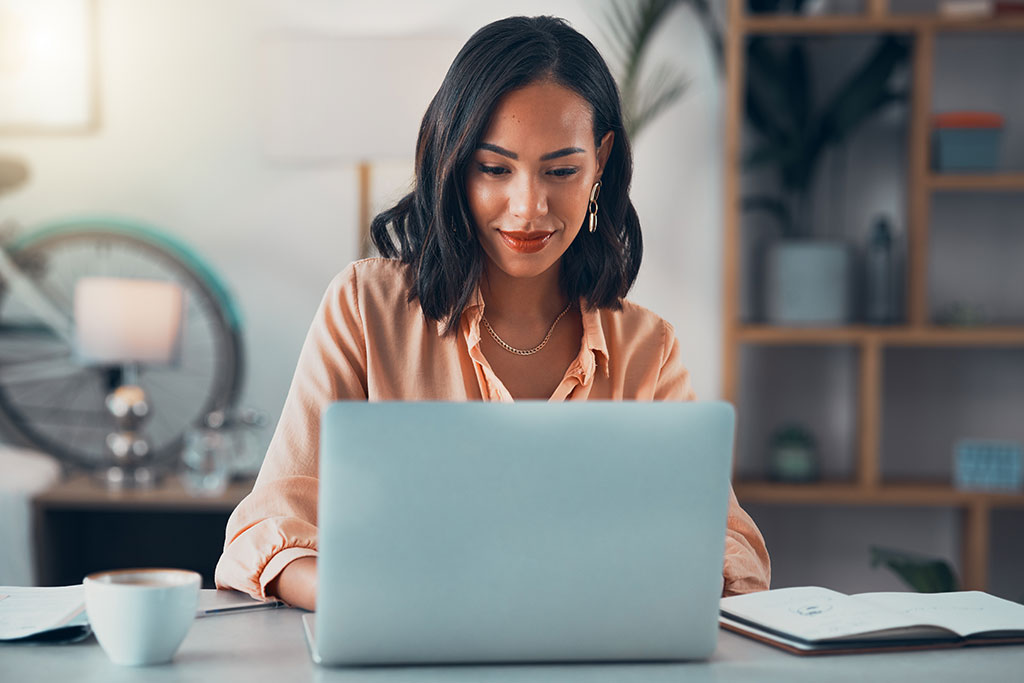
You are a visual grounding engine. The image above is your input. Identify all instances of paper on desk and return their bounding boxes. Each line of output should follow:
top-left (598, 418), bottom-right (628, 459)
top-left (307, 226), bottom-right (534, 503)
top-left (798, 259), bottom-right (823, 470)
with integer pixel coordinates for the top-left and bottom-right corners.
top-left (0, 585), bottom-right (85, 640)
top-left (0, 585), bottom-right (281, 642)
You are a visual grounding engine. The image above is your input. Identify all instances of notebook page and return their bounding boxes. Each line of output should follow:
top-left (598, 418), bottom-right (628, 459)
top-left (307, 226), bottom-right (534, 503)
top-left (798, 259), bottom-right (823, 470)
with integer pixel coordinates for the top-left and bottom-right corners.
top-left (852, 591), bottom-right (1024, 637)
top-left (720, 586), bottom-right (935, 642)
top-left (0, 585), bottom-right (84, 640)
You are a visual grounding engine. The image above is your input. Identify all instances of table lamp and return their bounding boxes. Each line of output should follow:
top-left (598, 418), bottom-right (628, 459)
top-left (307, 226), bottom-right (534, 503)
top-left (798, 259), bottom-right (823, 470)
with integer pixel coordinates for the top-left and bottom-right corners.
top-left (73, 276), bottom-right (184, 488)
top-left (260, 35), bottom-right (463, 256)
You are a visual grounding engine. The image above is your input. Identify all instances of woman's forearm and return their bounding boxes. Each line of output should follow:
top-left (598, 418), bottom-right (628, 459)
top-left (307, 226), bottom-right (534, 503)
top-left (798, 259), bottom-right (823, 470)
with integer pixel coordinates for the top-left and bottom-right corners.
top-left (266, 556), bottom-right (318, 611)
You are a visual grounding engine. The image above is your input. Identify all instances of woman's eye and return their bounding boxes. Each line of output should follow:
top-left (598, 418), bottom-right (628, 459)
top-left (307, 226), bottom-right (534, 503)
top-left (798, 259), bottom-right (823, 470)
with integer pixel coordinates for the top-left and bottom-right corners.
top-left (548, 168), bottom-right (579, 177)
top-left (479, 165), bottom-right (509, 176)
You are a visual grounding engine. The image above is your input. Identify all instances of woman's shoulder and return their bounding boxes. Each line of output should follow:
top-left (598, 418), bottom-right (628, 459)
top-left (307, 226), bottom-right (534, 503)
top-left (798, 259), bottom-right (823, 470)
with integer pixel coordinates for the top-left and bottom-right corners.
top-left (328, 257), bottom-right (413, 301)
top-left (317, 258), bottom-right (420, 325)
top-left (599, 297), bottom-right (675, 342)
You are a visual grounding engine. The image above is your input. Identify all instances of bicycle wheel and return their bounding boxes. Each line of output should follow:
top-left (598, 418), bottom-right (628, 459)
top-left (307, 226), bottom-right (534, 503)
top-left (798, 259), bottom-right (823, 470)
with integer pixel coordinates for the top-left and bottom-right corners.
top-left (0, 216), bottom-right (245, 470)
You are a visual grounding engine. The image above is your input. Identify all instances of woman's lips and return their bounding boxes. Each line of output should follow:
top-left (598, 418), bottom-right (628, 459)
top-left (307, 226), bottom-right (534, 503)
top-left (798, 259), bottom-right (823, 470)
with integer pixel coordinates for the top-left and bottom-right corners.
top-left (499, 230), bottom-right (554, 254)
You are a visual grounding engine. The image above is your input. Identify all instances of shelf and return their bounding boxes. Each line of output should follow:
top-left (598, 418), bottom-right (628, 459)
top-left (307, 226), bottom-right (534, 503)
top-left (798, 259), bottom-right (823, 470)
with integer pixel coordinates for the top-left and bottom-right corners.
top-left (737, 325), bottom-right (1024, 347)
top-left (723, 1), bottom-right (1024, 593)
top-left (742, 15), bottom-right (1024, 35)
top-left (929, 173), bottom-right (1024, 192)
top-left (32, 474), bottom-right (253, 513)
top-left (734, 481), bottom-right (1024, 507)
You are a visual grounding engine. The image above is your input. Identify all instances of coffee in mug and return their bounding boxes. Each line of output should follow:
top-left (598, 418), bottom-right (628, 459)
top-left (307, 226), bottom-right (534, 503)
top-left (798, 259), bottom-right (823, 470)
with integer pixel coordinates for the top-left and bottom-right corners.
top-left (84, 568), bottom-right (201, 666)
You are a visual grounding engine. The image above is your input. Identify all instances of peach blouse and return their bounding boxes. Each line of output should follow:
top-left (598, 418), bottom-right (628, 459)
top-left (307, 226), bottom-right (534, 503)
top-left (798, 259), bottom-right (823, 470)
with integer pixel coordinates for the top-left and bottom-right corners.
top-left (215, 258), bottom-right (769, 599)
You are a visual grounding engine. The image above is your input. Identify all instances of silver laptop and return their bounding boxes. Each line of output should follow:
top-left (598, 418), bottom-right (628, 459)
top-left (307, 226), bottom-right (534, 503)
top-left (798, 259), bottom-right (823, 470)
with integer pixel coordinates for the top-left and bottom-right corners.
top-left (304, 401), bottom-right (735, 666)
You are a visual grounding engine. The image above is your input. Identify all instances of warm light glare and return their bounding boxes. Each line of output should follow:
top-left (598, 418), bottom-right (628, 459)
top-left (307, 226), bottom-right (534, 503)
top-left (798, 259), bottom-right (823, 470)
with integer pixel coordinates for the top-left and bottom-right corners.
top-left (26, 24), bottom-right (61, 61)
top-left (0, 0), bottom-right (92, 128)
top-left (74, 277), bottom-right (185, 365)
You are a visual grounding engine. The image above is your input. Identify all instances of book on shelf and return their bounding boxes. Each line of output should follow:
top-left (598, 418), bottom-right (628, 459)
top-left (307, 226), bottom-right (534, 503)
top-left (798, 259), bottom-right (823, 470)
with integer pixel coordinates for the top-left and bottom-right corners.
top-left (720, 586), bottom-right (1024, 655)
top-left (939, 0), bottom-right (994, 18)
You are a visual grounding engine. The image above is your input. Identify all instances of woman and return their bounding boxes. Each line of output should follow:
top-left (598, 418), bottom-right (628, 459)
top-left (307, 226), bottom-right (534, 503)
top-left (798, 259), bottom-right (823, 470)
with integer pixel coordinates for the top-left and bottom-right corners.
top-left (215, 16), bottom-right (769, 611)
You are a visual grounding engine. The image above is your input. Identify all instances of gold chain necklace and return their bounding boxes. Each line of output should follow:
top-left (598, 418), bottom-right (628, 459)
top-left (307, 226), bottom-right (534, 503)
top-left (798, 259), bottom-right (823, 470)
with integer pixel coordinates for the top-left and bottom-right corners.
top-left (481, 301), bottom-right (573, 356)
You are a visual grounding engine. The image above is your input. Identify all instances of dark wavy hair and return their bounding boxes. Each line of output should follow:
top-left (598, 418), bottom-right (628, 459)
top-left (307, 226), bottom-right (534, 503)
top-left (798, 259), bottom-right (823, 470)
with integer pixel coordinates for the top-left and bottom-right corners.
top-left (370, 15), bottom-right (642, 335)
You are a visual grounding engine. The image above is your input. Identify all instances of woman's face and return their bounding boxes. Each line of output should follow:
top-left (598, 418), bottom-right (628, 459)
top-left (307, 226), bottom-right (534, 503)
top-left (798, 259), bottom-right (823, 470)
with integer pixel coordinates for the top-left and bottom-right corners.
top-left (466, 80), bottom-right (613, 282)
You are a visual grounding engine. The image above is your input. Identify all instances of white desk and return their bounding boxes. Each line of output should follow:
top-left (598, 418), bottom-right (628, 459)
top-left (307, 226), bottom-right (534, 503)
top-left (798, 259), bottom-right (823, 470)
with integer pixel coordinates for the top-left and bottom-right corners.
top-left (3, 590), bottom-right (1023, 682)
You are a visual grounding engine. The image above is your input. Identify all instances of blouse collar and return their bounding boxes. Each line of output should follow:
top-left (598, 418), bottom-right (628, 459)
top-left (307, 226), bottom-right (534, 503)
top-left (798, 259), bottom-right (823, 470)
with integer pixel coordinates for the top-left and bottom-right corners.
top-left (438, 287), bottom-right (610, 381)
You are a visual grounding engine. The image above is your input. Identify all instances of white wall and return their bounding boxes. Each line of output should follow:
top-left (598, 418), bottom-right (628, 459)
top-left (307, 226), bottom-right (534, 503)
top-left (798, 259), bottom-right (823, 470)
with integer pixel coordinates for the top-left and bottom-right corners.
top-left (1, 0), bottom-right (724, 445)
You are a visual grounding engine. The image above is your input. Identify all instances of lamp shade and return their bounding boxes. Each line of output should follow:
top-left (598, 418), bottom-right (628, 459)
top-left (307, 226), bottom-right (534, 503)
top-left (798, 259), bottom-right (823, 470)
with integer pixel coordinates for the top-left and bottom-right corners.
top-left (73, 277), bottom-right (184, 365)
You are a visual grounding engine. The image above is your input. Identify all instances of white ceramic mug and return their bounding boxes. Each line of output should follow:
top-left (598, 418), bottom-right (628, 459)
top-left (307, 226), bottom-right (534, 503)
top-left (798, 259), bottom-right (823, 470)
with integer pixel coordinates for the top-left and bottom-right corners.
top-left (84, 568), bottom-right (201, 666)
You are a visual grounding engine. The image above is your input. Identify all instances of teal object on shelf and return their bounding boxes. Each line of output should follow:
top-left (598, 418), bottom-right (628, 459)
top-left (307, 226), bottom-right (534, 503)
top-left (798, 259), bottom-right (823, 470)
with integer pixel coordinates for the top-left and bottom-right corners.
top-left (954, 440), bottom-right (1022, 492)
top-left (933, 129), bottom-right (1002, 171)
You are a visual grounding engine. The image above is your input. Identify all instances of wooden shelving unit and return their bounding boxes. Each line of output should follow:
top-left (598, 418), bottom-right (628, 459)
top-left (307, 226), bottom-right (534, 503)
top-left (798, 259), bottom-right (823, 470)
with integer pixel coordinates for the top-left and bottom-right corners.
top-left (723, 0), bottom-right (1024, 591)
top-left (741, 15), bottom-right (1024, 34)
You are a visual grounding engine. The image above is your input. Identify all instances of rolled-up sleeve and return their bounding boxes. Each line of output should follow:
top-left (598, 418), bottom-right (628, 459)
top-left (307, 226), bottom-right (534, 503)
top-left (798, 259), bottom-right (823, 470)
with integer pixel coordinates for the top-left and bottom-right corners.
top-left (722, 488), bottom-right (771, 596)
top-left (654, 322), bottom-right (771, 596)
top-left (215, 264), bottom-right (368, 599)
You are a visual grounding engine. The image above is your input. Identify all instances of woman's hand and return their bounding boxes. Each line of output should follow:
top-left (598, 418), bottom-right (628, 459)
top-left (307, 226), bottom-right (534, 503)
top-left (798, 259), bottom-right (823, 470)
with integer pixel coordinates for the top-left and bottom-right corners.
top-left (266, 556), bottom-right (317, 611)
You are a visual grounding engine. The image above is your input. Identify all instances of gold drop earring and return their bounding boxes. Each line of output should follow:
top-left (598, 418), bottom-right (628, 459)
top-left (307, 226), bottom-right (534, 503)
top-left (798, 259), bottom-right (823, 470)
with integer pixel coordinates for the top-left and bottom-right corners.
top-left (588, 180), bottom-right (601, 233)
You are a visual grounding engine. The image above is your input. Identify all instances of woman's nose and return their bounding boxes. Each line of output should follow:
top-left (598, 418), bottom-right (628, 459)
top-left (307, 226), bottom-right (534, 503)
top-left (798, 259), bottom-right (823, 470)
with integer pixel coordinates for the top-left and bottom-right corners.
top-left (508, 175), bottom-right (548, 222)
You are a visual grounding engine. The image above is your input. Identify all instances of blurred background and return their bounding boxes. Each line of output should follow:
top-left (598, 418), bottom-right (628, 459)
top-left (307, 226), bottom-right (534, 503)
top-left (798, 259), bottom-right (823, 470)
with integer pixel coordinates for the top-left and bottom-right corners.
top-left (0, 0), bottom-right (1021, 601)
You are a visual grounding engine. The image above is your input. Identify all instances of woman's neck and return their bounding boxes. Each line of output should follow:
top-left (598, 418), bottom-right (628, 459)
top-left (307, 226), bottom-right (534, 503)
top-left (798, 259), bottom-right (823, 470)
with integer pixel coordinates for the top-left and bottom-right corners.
top-left (479, 261), bottom-right (569, 325)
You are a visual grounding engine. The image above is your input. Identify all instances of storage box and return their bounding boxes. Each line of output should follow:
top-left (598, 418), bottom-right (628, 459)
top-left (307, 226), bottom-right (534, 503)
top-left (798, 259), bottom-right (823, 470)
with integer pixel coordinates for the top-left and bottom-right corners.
top-left (953, 439), bottom-right (1023, 491)
top-left (932, 111), bottom-right (1004, 171)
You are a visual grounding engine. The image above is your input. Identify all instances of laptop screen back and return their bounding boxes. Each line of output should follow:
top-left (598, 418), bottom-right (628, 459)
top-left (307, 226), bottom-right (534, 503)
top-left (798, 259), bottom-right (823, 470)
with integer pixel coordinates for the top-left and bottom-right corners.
top-left (314, 401), bottom-right (735, 665)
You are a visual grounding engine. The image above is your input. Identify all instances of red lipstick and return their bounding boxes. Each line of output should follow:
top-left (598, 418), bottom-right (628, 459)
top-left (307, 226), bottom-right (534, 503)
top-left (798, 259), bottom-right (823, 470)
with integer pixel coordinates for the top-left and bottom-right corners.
top-left (499, 231), bottom-right (554, 254)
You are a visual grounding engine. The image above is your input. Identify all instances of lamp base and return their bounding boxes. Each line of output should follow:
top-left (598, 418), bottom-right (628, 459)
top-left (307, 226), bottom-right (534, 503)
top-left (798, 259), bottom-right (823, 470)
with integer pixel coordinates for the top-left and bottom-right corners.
top-left (96, 464), bottom-right (160, 490)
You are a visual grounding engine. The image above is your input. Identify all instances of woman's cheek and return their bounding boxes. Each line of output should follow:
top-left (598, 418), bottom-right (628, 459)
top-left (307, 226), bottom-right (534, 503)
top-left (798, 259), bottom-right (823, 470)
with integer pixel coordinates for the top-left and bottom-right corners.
top-left (555, 185), bottom-right (588, 228)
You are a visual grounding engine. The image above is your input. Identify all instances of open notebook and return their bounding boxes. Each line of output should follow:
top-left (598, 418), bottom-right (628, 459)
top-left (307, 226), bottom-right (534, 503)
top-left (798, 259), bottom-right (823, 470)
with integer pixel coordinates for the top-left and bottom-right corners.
top-left (720, 586), bottom-right (1024, 655)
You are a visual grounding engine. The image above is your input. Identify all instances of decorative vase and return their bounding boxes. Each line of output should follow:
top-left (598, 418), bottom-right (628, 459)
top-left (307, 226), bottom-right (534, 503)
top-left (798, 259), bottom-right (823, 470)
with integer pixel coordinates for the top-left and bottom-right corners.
top-left (765, 240), bottom-right (852, 326)
top-left (768, 425), bottom-right (819, 483)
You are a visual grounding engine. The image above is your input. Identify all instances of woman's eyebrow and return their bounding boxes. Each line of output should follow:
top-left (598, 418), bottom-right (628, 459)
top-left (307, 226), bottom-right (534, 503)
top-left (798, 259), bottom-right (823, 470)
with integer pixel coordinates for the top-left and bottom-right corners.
top-left (540, 147), bottom-right (585, 161)
top-left (478, 143), bottom-right (517, 159)
top-left (476, 143), bottom-right (586, 161)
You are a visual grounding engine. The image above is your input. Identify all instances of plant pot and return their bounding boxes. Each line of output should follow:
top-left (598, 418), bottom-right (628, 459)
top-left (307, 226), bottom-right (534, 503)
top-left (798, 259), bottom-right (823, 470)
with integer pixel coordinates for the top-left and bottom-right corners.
top-left (765, 240), bottom-right (851, 325)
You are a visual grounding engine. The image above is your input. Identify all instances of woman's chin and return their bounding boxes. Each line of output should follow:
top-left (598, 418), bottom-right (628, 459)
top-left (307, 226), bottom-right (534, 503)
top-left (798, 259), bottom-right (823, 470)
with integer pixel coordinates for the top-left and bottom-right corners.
top-left (485, 253), bottom-right (561, 282)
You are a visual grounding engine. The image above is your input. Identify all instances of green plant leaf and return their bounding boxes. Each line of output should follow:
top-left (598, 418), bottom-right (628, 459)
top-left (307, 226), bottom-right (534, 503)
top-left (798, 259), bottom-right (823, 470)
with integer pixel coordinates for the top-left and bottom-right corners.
top-left (630, 64), bottom-right (689, 138)
top-left (688, 0), bottom-right (724, 73)
top-left (817, 37), bottom-right (910, 147)
top-left (742, 196), bottom-right (794, 237)
top-left (745, 81), bottom-right (790, 145)
top-left (870, 546), bottom-right (960, 593)
top-left (757, 36), bottom-right (908, 198)
top-left (744, 143), bottom-right (789, 168)
top-left (785, 43), bottom-right (811, 132)
top-left (599, 0), bottom-right (689, 139)
top-left (745, 38), bottom-right (804, 144)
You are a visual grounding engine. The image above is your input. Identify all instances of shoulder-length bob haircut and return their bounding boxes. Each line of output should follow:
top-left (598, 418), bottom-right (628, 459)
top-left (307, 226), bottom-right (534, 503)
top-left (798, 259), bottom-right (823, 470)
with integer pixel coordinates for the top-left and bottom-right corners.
top-left (370, 15), bottom-right (642, 335)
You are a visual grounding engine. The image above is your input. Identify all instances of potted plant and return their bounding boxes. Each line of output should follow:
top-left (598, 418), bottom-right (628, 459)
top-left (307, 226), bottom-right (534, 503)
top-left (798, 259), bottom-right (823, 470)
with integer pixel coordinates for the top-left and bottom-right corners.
top-left (742, 31), bottom-right (909, 325)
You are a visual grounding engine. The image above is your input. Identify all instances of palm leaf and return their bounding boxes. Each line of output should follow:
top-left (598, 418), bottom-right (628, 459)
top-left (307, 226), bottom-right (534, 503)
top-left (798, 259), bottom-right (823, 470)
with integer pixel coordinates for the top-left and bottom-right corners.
top-left (601, 0), bottom-right (689, 139)
top-left (817, 37), bottom-right (910, 147)
top-left (745, 142), bottom-right (799, 171)
top-left (630, 64), bottom-right (689, 138)
top-left (745, 38), bottom-right (803, 145)
top-left (785, 43), bottom-right (811, 132)
top-left (688, 0), bottom-right (724, 73)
